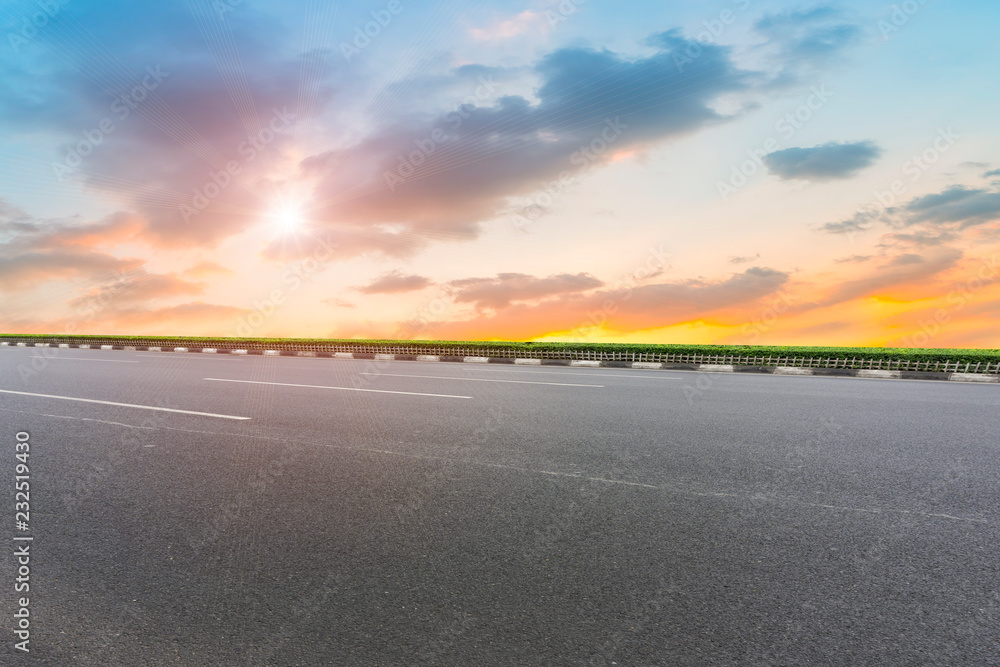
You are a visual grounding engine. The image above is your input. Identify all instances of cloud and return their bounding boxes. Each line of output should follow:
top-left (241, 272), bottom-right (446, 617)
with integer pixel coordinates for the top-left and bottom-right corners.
top-left (764, 141), bottom-right (881, 181)
top-left (0, 246), bottom-right (142, 290)
top-left (902, 186), bottom-right (1000, 227)
top-left (292, 31), bottom-right (755, 259)
top-left (447, 272), bottom-right (604, 309)
top-left (753, 6), bottom-right (863, 72)
top-left (819, 207), bottom-right (885, 235)
top-left (886, 253), bottom-right (925, 267)
top-left (414, 267), bottom-right (789, 339)
top-left (3, 1), bottom-right (865, 265)
top-left (821, 184), bottom-right (1000, 243)
top-left (469, 10), bottom-right (547, 41)
top-left (182, 261), bottom-right (235, 279)
top-left (67, 271), bottom-right (206, 310)
top-left (728, 253), bottom-right (760, 264)
top-left (804, 248), bottom-right (963, 309)
top-left (0, 210), bottom-right (147, 288)
top-left (984, 169), bottom-right (1000, 178)
top-left (834, 254), bottom-right (873, 263)
top-left (99, 302), bottom-right (252, 330)
top-left (878, 230), bottom-right (960, 248)
top-left (607, 267), bottom-right (789, 326)
top-left (1, 210), bottom-right (143, 249)
top-left (6, 301), bottom-right (252, 336)
top-left (324, 298), bottom-right (356, 309)
top-left (356, 271), bottom-right (432, 294)
top-left (0, 1), bottom-right (339, 250)
top-left (261, 228), bottom-right (424, 263)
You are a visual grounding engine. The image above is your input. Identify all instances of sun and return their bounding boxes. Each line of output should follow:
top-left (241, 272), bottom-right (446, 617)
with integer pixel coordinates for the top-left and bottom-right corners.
top-left (271, 203), bottom-right (303, 234)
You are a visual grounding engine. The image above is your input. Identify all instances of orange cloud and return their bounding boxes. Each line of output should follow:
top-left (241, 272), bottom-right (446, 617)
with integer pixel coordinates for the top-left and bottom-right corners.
top-left (182, 261), bottom-right (236, 279)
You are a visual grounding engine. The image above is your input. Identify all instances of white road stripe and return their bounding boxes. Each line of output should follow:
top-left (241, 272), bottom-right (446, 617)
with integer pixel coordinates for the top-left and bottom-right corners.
top-left (0, 389), bottom-right (251, 420)
top-left (359, 372), bottom-right (603, 387)
top-left (30, 413), bottom-right (157, 429)
top-left (29, 356), bottom-right (138, 363)
top-left (204, 377), bottom-right (473, 399)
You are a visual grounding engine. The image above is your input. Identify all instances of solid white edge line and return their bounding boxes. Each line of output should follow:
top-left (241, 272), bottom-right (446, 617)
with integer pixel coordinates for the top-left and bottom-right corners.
top-left (358, 372), bottom-right (603, 388)
top-left (0, 389), bottom-right (251, 420)
top-left (203, 377), bottom-right (473, 399)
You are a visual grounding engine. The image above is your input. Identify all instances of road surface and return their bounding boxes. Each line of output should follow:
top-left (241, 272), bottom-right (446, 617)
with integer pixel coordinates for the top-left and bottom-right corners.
top-left (1, 346), bottom-right (998, 665)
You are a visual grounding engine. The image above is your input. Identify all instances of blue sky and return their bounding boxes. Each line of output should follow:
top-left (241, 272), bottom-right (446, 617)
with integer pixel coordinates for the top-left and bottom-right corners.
top-left (1, 0), bottom-right (998, 346)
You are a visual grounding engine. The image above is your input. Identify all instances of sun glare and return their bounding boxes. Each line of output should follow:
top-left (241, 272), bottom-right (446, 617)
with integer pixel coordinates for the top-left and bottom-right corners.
top-left (272, 203), bottom-right (303, 234)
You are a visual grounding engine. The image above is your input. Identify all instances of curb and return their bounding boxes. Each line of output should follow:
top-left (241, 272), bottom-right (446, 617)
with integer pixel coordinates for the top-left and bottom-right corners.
top-left (2, 341), bottom-right (998, 384)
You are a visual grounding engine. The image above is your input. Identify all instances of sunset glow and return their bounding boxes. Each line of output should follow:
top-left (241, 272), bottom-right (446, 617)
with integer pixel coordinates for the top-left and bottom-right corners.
top-left (1, 1), bottom-right (998, 347)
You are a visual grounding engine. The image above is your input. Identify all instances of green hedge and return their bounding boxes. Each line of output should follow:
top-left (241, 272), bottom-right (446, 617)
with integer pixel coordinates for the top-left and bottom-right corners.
top-left (2, 333), bottom-right (998, 364)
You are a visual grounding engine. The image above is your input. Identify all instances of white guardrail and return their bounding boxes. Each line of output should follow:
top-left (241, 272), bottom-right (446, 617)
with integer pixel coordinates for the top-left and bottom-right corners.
top-left (1, 337), bottom-right (998, 374)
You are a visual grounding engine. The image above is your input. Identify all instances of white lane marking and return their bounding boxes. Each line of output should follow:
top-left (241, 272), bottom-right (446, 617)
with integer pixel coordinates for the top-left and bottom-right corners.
top-left (803, 502), bottom-right (989, 524)
top-left (13, 403), bottom-right (978, 525)
top-left (0, 389), bottom-right (251, 420)
top-left (9, 411), bottom-right (157, 430)
top-left (29, 356), bottom-right (138, 363)
top-left (315, 444), bottom-right (661, 490)
top-left (535, 469), bottom-right (660, 488)
top-left (203, 377), bottom-right (473, 399)
top-left (358, 372), bottom-right (603, 387)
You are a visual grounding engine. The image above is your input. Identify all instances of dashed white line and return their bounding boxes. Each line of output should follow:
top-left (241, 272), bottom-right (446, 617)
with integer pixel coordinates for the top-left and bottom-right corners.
top-left (0, 389), bottom-right (251, 420)
top-left (203, 377), bottom-right (473, 399)
top-left (16, 412), bottom-right (157, 429)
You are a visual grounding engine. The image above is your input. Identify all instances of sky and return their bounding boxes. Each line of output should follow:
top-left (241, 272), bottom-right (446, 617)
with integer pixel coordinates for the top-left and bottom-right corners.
top-left (0, 0), bottom-right (998, 348)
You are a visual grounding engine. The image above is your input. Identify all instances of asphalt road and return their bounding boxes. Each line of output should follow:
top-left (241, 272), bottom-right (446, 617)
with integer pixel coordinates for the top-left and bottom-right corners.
top-left (1, 346), bottom-right (998, 665)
